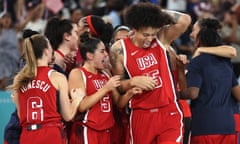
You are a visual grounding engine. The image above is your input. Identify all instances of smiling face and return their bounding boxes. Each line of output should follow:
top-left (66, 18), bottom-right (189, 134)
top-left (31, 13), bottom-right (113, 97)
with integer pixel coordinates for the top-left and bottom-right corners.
top-left (132, 27), bottom-right (159, 48)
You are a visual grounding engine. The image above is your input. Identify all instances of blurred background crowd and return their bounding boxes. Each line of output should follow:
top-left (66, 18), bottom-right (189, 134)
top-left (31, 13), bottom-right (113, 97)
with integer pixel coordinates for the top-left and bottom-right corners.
top-left (0, 0), bottom-right (240, 90)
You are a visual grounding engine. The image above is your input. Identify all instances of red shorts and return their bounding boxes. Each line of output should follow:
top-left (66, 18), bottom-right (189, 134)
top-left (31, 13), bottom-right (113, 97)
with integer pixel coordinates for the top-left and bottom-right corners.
top-left (68, 122), bottom-right (84, 144)
top-left (129, 103), bottom-right (183, 144)
top-left (83, 126), bottom-right (111, 144)
top-left (178, 100), bottom-right (191, 117)
top-left (110, 107), bottom-right (129, 144)
top-left (234, 114), bottom-right (240, 144)
top-left (21, 124), bottom-right (66, 144)
top-left (191, 134), bottom-right (235, 144)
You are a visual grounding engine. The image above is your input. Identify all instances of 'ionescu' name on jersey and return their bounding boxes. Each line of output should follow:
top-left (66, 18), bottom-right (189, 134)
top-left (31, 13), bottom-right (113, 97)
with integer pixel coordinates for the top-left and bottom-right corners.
top-left (20, 80), bottom-right (51, 93)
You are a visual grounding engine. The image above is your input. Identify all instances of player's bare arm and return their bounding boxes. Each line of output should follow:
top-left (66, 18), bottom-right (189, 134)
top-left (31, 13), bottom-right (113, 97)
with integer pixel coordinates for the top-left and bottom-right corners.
top-left (192, 45), bottom-right (237, 58)
top-left (160, 10), bottom-right (191, 43)
top-left (179, 87), bottom-right (199, 100)
top-left (117, 87), bottom-right (143, 108)
top-left (110, 41), bottom-right (131, 93)
top-left (232, 85), bottom-right (240, 102)
top-left (69, 68), bottom-right (120, 112)
top-left (51, 71), bottom-right (82, 121)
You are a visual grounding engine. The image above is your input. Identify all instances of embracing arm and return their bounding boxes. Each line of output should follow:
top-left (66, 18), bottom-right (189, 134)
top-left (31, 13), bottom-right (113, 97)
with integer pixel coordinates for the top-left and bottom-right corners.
top-left (232, 85), bottom-right (240, 102)
top-left (192, 45), bottom-right (237, 58)
top-left (179, 87), bottom-right (199, 100)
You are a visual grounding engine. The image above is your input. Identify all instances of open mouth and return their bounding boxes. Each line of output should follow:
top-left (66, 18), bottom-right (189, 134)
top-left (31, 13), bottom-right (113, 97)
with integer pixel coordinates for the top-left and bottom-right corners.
top-left (143, 42), bottom-right (151, 48)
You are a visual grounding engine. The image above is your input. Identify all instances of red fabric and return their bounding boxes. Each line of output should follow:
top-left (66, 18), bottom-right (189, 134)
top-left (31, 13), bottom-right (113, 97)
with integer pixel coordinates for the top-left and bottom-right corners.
top-left (234, 114), bottom-right (240, 132)
top-left (130, 103), bottom-right (183, 144)
top-left (21, 125), bottom-right (66, 144)
top-left (79, 67), bottom-right (114, 130)
top-left (84, 127), bottom-right (111, 144)
top-left (123, 38), bottom-right (178, 109)
top-left (75, 49), bottom-right (84, 66)
top-left (19, 67), bottom-right (61, 126)
top-left (18, 66), bottom-right (64, 143)
top-left (86, 15), bottom-right (99, 37)
top-left (178, 100), bottom-right (191, 117)
top-left (110, 106), bottom-right (129, 144)
top-left (191, 134), bottom-right (235, 144)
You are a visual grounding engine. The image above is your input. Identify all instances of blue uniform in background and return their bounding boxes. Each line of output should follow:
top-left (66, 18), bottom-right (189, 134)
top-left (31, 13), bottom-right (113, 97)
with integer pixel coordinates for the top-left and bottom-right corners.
top-left (187, 54), bottom-right (236, 136)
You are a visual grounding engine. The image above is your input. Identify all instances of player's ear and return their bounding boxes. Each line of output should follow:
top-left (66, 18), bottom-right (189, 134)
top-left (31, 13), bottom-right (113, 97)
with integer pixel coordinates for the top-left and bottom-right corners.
top-left (86, 52), bottom-right (94, 60)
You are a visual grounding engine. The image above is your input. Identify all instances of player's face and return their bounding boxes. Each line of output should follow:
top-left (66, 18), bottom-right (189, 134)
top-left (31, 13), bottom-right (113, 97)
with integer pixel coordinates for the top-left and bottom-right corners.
top-left (190, 22), bottom-right (200, 46)
top-left (93, 42), bottom-right (108, 70)
top-left (133, 27), bottom-right (159, 48)
top-left (68, 24), bottom-right (79, 52)
top-left (114, 30), bottom-right (129, 42)
top-left (71, 9), bottom-right (83, 24)
top-left (46, 40), bottom-right (55, 65)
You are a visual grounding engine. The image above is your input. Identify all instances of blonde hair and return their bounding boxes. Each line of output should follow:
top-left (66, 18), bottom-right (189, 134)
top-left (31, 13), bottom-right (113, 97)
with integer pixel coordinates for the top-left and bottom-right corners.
top-left (9, 34), bottom-right (48, 92)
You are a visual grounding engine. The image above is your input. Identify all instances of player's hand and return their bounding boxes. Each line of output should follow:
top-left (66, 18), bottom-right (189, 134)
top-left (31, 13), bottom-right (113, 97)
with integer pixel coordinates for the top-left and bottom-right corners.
top-left (129, 87), bottom-right (143, 96)
top-left (64, 53), bottom-right (76, 67)
top-left (130, 76), bottom-right (156, 91)
top-left (104, 75), bottom-right (121, 91)
top-left (177, 54), bottom-right (189, 65)
top-left (176, 54), bottom-right (189, 71)
top-left (70, 88), bottom-right (85, 105)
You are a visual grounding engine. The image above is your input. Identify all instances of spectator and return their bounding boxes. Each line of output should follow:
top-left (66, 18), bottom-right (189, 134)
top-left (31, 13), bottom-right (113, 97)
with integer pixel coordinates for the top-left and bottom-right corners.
top-left (0, 12), bottom-right (20, 90)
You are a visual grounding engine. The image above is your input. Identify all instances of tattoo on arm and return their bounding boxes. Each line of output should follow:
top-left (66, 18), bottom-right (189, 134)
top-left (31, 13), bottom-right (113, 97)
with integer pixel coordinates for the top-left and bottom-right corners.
top-left (173, 12), bottom-right (180, 23)
top-left (110, 45), bottom-right (123, 69)
top-left (165, 10), bottom-right (181, 23)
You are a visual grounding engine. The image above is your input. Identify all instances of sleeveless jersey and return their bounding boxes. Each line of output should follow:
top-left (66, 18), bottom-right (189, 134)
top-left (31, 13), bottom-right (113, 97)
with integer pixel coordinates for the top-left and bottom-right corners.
top-left (80, 67), bottom-right (114, 130)
top-left (122, 38), bottom-right (177, 109)
top-left (19, 66), bottom-right (61, 127)
top-left (172, 69), bottom-right (191, 117)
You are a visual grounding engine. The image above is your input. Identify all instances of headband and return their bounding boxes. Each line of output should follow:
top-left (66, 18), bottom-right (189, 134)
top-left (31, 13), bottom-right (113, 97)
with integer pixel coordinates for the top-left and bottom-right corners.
top-left (114, 25), bottom-right (130, 32)
top-left (86, 15), bottom-right (99, 37)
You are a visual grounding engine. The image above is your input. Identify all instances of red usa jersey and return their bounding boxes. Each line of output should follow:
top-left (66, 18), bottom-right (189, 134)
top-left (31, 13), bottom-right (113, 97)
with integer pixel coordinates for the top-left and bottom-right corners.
top-left (80, 67), bottom-right (114, 130)
top-left (19, 66), bottom-right (61, 127)
top-left (121, 38), bottom-right (177, 109)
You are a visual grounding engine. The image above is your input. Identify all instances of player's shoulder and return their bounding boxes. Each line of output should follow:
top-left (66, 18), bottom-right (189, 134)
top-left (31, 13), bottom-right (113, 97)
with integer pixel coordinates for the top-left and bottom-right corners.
top-left (49, 70), bottom-right (67, 81)
top-left (110, 40), bottom-right (122, 52)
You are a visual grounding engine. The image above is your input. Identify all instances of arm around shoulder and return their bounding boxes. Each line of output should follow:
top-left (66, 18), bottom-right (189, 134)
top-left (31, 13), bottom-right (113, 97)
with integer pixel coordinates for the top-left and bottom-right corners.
top-left (193, 45), bottom-right (237, 58)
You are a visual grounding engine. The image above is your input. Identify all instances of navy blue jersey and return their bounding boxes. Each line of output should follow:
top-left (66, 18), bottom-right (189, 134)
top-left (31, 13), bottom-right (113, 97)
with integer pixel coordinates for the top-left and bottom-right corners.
top-left (4, 109), bottom-right (21, 144)
top-left (187, 54), bottom-right (236, 136)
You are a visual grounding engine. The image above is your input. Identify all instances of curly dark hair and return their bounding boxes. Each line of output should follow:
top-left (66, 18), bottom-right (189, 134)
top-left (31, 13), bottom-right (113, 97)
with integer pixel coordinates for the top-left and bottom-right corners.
top-left (124, 2), bottom-right (174, 30)
top-left (197, 18), bottom-right (222, 47)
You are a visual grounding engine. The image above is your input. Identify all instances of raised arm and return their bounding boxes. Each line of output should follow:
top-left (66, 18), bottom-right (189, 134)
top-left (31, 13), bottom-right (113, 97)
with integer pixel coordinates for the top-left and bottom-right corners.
top-left (159, 10), bottom-right (192, 44)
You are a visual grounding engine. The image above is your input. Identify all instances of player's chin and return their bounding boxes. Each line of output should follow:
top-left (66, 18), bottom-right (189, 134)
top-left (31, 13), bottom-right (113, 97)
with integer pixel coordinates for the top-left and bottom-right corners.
top-left (142, 43), bottom-right (151, 48)
top-left (97, 61), bottom-right (105, 70)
